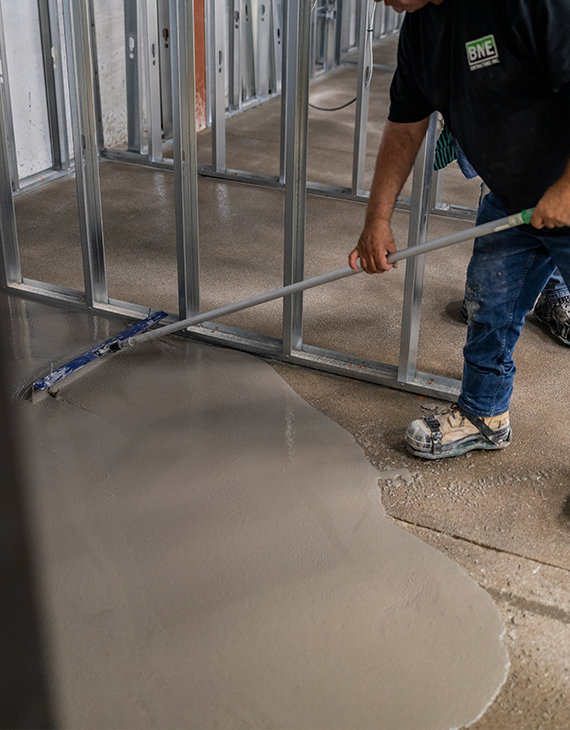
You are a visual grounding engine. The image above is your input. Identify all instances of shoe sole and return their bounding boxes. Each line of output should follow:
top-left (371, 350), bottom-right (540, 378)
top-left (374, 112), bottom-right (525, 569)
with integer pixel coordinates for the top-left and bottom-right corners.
top-left (406, 428), bottom-right (512, 460)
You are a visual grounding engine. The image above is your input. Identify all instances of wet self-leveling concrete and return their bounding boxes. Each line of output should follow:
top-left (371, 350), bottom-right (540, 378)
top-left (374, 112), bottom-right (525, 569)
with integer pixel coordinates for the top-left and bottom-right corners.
top-left (8, 297), bottom-right (509, 728)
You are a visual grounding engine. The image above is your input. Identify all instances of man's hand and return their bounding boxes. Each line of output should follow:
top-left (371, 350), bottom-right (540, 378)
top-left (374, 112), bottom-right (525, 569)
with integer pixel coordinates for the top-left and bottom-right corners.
top-left (348, 118), bottom-right (429, 273)
top-left (349, 220), bottom-right (398, 273)
top-left (531, 178), bottom-right (570, 229)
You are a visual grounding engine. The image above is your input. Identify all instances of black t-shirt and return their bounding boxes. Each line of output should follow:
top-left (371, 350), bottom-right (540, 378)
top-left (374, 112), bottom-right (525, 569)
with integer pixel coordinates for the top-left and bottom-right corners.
top-left (389, 0), bottom-right (570, 235)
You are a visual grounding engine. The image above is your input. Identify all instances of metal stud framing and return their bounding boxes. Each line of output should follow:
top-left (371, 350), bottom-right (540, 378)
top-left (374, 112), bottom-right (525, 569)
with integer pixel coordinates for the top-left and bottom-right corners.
top-left (142, 0), bottom-right (163, 161)
top-left (208, 0), bottom-right (227, 171)
top-left (282, 0), bottom-right (310, 354)
top-left (351, 0), bottom-right (372, 196)
top-left (254, 0), bottom-right (270, 95)
top-left (38, 0), bottom-right (70, 171)
top-left (85, 0), bottom-right (105, 155)
top-left (62, 0), bottom-right (108, 308)
top-left (0, 36), bottom-right (20, 287)
top-left (169, 0), bottom-right (200, 319)
top-left (125, 0), bottom-right (142, 152)
top-left (94, 2), bottom-right (474, 222)
top-left (0, 0), bottom-right (465, 402)
top-left (0, 2), bottom-right (19, 193)
top-left (398, 113), bottom-right (437, 383)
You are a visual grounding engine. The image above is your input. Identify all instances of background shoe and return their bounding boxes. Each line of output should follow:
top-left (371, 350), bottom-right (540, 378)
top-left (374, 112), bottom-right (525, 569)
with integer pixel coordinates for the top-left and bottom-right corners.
top-left (533, 294), bottom-right (570, 346)
top-left (405, 404), bottom-right (511, 459)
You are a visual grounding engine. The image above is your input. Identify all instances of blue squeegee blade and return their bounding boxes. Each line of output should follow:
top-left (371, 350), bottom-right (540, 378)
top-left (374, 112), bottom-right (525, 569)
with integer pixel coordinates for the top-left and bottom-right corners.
top-left (32, 311), bottom-right (169, 394)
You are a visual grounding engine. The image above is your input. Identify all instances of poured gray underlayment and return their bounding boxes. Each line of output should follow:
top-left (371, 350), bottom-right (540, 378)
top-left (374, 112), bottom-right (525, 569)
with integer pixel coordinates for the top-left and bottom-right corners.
top-left (8, 298), bottom-right (510, 729)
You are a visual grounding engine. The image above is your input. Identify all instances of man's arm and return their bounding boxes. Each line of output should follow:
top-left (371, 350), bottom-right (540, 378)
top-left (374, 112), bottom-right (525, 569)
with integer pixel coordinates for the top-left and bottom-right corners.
top-left (349, 117), bottom-right (429, 273)
top-left (531, 159), bottom-right (570, 229)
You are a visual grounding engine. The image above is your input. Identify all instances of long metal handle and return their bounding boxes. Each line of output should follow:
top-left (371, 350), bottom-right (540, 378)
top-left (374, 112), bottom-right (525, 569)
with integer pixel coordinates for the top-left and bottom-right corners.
top-left (389, 208), bottom-right (533, 264)
top-left (125, 208), bottom-right (534, 348)
top-left (126, 265), bottom-right (359, 346)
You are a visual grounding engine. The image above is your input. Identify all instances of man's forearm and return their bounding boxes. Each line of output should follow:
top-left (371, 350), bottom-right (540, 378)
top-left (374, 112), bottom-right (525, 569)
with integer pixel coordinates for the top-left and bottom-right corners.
top-left (558, 158), bottom-right (570, 186)
top-left (531, 156), bottom-right (570, 228)
top-left (365, 118), bottom-right (430, 227)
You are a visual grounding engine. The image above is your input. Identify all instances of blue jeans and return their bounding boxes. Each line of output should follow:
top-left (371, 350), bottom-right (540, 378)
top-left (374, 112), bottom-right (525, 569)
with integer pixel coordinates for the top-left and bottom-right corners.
top-left (458, 192), bottom-right (570, 417)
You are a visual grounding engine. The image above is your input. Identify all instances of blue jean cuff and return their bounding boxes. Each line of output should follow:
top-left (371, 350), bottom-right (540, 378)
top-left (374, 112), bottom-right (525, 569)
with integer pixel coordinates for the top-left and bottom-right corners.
top-left (456, 398), bottom-right (509, 419)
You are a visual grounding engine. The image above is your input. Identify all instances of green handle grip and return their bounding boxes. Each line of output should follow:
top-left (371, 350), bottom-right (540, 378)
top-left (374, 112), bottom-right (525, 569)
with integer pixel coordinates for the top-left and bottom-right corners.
top-left (520, 207), bottom-right (535, 225)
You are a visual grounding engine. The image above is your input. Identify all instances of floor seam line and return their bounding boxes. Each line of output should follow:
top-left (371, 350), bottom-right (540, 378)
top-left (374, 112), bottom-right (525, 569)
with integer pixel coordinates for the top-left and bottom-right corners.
top-left (389, 514), bottom-right (570, 573)
top-left (485, 588), bottom-right (570, 625)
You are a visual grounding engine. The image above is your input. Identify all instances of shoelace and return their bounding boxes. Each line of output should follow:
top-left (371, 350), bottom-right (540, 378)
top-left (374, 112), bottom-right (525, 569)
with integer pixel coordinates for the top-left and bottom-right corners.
top-left (448, 404), bottom-right (468, 427)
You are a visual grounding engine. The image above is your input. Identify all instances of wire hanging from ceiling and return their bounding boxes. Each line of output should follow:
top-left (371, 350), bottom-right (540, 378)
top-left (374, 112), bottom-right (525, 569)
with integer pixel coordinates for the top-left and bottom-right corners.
top-left (308, 0), bottom-right (377, 112)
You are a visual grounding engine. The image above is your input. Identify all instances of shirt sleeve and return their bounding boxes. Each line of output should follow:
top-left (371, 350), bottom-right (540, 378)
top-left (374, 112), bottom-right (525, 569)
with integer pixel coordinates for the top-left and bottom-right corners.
top-left (531, 0), bottom-right (570, 91)
top-left (388, 19), bottom-right (434, 123)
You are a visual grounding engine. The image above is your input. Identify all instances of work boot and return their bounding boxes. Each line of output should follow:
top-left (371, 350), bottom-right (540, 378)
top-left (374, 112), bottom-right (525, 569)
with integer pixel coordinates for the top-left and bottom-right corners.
top-left (405, 404), bottom-right (511, 459)
top-left (533, 294), bottom-right (570, 346)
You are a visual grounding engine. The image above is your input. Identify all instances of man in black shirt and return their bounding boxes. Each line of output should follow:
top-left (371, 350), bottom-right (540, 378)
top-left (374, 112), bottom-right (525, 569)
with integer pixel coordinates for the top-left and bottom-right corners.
top-left (349, 0), bottom-right (570, 459)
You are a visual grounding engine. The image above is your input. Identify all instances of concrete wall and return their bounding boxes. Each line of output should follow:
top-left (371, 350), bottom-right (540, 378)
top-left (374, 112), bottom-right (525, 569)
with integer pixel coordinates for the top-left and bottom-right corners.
top-left (92, 0), bottom-right (129, 148)
top-left (1, 0), bottom-right (52, 178)
top-left (0, 0), bottom-right (128, 176)
top-left (2, 0), bottom-right (206, 180)
top-left (92, 0), bottom-right (207, 144)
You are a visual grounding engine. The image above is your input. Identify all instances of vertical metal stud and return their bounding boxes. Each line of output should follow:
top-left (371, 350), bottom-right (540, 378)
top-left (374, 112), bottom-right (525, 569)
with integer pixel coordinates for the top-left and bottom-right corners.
top-left (398, 112), bottom-right (438, 383)
top-left (255, 0), bottom-right (270, 97)
top-left (62, 0), bottom-right (108, 307)
top-left (334, 0), bottom-right (344, 66)
top-left (0, 3), bottom-right (19, 192)
top-left (278, 0), bottom-right (287, 184)
top-left (378, 0), bottom-right (386, 37)
top-left (282, 0), bottom-right (311, 354)
top-left (50, 0), bottom-right (71, 168)
top-left (241, 1), bottom-right (255, 101)
top-left (343, 0), bottom-right (358, 55)
top-left (0, 48), bottom-right (20, 287)
top-left (169, 0), bottom-right (200, 319)
top-left (351, 0), bottom-right (371, 195)
top-left (309, 0), bottom-right (318, 78)
top-left (142, 0), bottom-right (163, 162)
top-left (229, 0), bottom-right (241, 110)
top-left (124, 0), bottom-right (141, 152)
top-left (270, 0), bottom-right (282, 94)
top-left (429, 168), bottom-right (451, 213)
top-left (324, 0), bottom-right (338, 71)
top-left (209, 0), bottom-right (227, 171)
top-left (86, 0), bottom-right (105, 153)
top-left (204, 0), bottom-right (212, 126)
top-left (158, 0), bottom-right (173, 139)
top-left (38, 0), bottom-right (70, 171)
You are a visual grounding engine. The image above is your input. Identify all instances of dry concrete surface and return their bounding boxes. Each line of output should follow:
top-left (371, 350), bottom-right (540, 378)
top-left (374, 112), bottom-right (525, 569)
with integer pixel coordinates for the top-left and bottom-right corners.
top-left (4, 37), bottom-right (569, 729)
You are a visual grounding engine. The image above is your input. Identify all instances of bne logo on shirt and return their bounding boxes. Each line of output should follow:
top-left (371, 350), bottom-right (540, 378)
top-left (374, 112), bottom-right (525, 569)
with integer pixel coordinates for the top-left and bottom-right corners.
top-left (466, 34), bottom-right (500, 70)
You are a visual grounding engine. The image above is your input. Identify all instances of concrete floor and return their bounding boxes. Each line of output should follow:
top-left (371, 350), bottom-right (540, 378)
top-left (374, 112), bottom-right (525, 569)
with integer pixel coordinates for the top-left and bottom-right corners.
top-left (4, 294), bottom-right (511, 730)
top-left (7, 37), bottom-right (570, 728)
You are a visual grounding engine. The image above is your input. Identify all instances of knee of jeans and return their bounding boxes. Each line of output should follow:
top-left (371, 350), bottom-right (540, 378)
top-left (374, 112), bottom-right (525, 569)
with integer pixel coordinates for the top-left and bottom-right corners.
top-left (464, 298), bottom-right (480, 323)
top-left (464, 284), bottom-right (481, 323)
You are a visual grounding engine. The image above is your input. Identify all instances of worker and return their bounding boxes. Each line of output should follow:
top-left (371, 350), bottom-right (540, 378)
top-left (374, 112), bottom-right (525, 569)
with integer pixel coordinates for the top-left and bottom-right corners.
top-left (349, 0), bottom-right (570, 459)
top-left (435, 122), bottom-right (570, 346)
